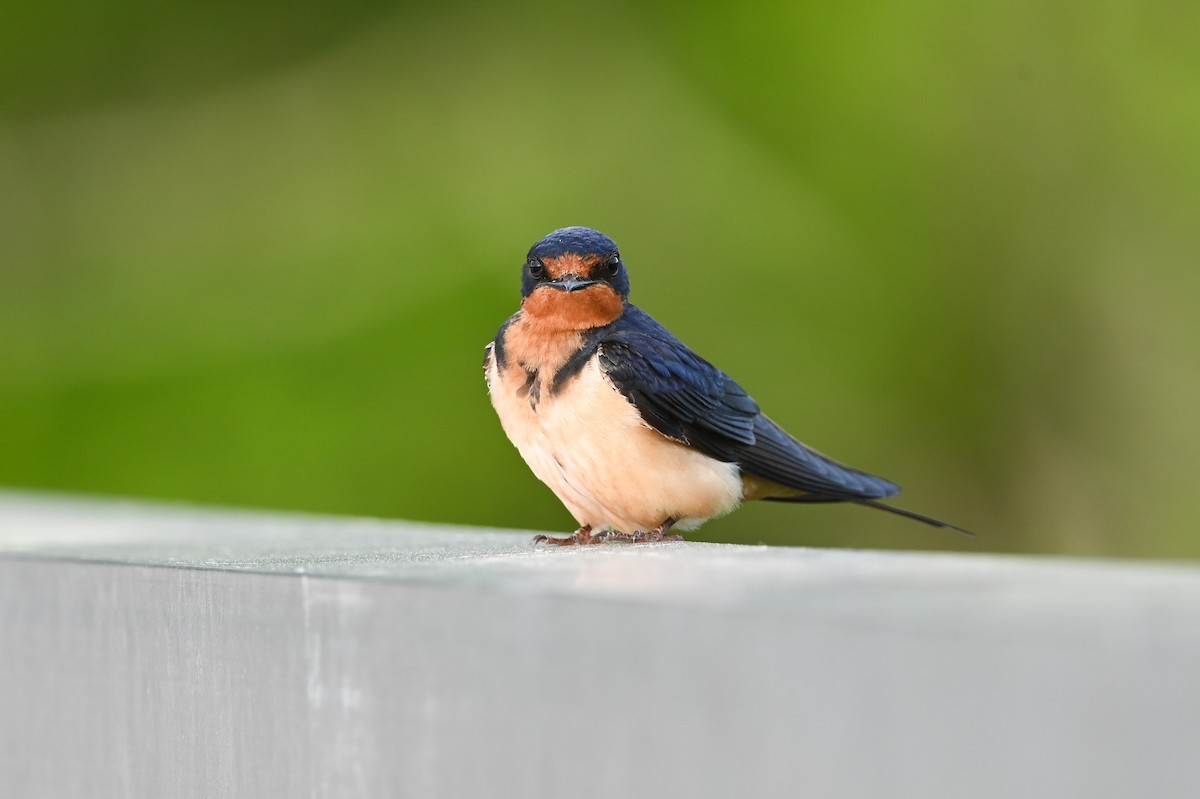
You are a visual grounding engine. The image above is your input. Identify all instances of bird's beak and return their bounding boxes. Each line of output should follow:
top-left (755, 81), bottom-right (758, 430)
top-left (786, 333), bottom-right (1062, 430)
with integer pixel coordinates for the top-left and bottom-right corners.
top-left (545, 275), bottom-right (600, 293)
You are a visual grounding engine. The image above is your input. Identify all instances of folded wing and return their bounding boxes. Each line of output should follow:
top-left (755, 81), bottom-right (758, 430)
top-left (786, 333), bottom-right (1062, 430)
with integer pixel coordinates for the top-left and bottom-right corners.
top-left (598, 306), bottom-right (899, 501)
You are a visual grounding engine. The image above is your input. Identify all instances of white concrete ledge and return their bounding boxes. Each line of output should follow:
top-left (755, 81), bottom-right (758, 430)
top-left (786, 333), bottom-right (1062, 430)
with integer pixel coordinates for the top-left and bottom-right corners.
top-left (1, 490), bottom-right (1199, 798)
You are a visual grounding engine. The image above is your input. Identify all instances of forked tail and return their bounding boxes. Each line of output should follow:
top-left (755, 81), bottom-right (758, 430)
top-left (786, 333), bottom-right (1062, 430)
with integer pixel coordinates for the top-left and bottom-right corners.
top-left (855, 499), bottom-right (975, 537)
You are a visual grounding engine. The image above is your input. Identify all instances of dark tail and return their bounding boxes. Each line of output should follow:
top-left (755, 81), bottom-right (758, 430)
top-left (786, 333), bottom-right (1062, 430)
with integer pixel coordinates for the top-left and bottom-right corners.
top-left (855, 499), bottom-right (975, 537)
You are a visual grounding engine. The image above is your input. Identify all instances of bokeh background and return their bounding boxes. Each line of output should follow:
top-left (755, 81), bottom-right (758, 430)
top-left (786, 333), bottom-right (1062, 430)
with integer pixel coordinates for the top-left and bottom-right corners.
top-left (2, 1), bottom-right (1197, 558)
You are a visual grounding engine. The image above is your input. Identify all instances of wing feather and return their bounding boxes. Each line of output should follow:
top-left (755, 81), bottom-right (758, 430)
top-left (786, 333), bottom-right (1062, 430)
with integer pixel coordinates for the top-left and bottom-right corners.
top-left (599, 306), bottom-right (898, 501)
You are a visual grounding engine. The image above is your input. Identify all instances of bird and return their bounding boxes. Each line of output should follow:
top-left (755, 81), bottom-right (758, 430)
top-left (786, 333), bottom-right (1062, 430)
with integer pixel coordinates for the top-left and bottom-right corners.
top-left (484, 226), bottom-right (970, 545)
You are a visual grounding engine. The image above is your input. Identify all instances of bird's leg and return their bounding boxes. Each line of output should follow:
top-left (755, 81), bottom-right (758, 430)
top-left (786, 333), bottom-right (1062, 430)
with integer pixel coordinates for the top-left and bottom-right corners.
top-left (531, 525), bottom-right (596, 546)
top-left (634, 518), bottom-right (683, 543)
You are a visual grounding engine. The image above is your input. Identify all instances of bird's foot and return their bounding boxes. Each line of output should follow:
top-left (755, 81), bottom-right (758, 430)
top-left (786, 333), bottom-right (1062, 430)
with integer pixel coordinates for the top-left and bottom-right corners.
top-left (635, 518), bottom-right (683, 543)
top-left (531, 520), bottom-right (683, 546)
top-left (532, 526), bottom-right (597, 546)
top-left (594, 530), bottom-right (635, 543)
top-left (599, 519), bottom-right (683, 544)
top-left (633, 531), bottom-right (684, 543)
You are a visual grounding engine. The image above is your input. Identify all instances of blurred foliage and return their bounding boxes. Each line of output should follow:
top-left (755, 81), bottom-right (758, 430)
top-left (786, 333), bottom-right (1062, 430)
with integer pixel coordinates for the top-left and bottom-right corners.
top-left (1, 0), bottom-right (1197, 558)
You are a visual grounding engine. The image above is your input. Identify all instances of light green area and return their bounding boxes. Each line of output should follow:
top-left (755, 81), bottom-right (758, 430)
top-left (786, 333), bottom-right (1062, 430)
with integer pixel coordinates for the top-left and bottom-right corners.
top-left (2, 1), bottom-right (1198, 557)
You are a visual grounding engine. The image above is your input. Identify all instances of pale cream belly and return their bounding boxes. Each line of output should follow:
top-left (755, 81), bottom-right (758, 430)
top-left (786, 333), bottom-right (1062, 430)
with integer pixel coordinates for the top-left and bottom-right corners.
top-left (488, 355), bottom-right (743, 533)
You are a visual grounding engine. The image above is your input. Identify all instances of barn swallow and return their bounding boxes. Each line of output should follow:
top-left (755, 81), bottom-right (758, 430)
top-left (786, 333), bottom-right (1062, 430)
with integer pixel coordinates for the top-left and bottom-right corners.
top-left (484, 226), bottom-right (970, 545)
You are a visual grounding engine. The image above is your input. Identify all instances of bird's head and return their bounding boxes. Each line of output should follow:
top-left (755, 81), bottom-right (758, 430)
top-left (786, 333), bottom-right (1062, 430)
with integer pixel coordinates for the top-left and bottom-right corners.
top-left (520, 226), bottom-right (629, 331)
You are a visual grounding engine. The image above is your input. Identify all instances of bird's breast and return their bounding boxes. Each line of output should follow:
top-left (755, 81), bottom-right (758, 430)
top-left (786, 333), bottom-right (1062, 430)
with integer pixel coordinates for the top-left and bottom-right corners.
top-left (486, 344), bottom-right (743, 533)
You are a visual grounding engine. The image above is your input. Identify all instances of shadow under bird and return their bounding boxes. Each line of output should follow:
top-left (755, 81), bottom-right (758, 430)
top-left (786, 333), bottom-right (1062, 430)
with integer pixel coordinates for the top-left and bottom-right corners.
top-left (484, 226), bottom-right (970, 545)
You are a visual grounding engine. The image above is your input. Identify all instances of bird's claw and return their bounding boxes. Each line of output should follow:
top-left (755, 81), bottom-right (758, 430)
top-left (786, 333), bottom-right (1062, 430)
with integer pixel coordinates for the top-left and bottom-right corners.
top-left (531, 526), bottom-right (596, 546)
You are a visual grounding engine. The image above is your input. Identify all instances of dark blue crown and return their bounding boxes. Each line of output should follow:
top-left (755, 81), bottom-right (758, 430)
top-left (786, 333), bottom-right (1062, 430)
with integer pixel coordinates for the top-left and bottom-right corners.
top-left (527, 227), bottom-right (619, 260)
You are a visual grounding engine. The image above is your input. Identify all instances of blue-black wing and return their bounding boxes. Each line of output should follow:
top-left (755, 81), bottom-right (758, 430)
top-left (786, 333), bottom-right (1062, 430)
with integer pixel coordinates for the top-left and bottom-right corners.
top-left (597, 306), bottom-right (899, 500)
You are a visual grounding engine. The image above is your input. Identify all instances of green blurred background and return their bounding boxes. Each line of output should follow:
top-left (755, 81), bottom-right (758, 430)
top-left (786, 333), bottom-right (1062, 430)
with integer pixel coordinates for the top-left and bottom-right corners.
top-left (2, 0), bottom-right (1197, 558)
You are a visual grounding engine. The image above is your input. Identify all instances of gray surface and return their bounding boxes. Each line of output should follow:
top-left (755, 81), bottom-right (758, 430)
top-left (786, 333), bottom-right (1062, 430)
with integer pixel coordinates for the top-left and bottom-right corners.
top-left (1, 491), bottom-right (1199, 798)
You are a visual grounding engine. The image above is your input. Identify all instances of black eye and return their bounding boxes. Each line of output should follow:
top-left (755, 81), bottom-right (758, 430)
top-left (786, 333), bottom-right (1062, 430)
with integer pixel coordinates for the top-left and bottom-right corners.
top-left (527, 259), bottom-right (546, 279)
top-left (602, 255), bottom-right (620, 277)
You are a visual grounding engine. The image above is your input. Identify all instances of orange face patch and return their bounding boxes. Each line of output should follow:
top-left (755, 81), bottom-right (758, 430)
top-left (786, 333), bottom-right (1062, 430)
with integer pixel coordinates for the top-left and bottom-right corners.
top-left (541, 253), bottom-right (604, 279)
top-left (521, 283), bottom-right (624, 332)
